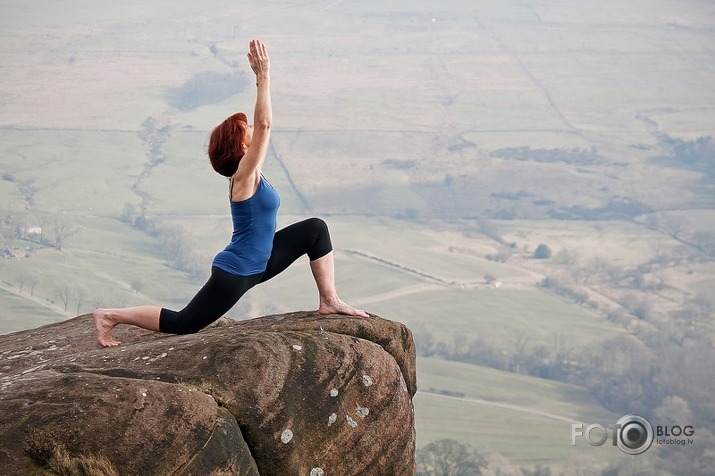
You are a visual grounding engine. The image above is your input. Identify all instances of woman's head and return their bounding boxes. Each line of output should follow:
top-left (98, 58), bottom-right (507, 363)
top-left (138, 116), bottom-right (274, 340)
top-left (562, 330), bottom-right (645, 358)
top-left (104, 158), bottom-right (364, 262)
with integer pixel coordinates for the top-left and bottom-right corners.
top-left (208, 112), bottom-right (249, 177)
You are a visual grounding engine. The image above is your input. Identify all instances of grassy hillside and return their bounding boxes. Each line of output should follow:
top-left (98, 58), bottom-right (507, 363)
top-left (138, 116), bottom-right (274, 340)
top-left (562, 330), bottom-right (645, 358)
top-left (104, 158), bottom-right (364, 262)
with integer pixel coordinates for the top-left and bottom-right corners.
top-left (415, 357), bottom-right (631, 470)
top-left (2, 0), bottom-right (714, 473)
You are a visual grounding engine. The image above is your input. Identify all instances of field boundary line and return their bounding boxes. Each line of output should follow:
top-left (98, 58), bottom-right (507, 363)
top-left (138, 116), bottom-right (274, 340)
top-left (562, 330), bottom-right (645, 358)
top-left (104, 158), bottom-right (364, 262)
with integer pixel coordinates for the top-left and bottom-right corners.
top-left (418, 390), bottom-right (577, 424)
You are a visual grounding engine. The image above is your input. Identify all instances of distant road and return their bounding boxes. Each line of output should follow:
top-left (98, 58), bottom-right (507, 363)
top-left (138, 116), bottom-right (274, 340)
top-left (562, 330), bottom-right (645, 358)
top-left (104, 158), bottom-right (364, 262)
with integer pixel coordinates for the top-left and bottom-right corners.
top-left (417, 390), bottom-right (578, 424)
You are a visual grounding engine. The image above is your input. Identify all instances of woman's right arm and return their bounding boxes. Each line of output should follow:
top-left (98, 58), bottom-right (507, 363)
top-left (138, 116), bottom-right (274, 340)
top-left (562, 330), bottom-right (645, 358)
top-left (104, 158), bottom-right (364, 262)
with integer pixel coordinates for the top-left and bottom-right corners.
top-left (233, 40), bottom-right (272, 194)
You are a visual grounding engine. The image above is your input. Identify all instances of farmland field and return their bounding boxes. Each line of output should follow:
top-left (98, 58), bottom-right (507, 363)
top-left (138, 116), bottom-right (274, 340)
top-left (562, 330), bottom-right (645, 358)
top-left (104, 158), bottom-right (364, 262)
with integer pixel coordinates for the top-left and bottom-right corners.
top-left (2, 0), bottom-right (714, 473)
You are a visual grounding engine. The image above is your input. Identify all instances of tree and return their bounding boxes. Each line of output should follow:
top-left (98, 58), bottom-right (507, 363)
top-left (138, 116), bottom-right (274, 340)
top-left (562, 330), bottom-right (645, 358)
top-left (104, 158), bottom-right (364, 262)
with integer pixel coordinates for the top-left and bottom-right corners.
top-left (119, 203), bottom-right (138, 224)
top-left (15, 270), bottom-right (40, 296)
top-left (33, 211), bottom-right (50, 244)
top-left (16, 269), bottom-right (32, 294)
top-left (130, 279), bottom-right (145, 294)
top-left (72, 284), bottom-right (88, 315)
top-left (654, 396), bottom-right (693, 427)
top-left (54, 282), bottom-right (71, 312)
top-left (692, 230), bottom-right (715, 256)
top-left (552, 248), bottom-right (578, 265)
top-left (1, 213), bottom-right (27, 240)
top-left (477, 219), bottom-right (503, 243)
top-left (579, 336), bottom-right (658, 413)
top-left (416, 439), bottom-right (485, 476)
top-left (49, 214), bottom-right (79, 250)
top-left (155, 224), bottom-right (192, 268)
top-left (450, 334), bottom-right (470, 360)
top-left (27, 272), bottom-right (40, 296)
top-left (533, 244), bottom-right (551, 260)
top-left (412, 324), bottom-right (436, 357)
top-left (509, 331), bottom-right (531, 374)
top-left (482, 453), bottom-right (526, 475)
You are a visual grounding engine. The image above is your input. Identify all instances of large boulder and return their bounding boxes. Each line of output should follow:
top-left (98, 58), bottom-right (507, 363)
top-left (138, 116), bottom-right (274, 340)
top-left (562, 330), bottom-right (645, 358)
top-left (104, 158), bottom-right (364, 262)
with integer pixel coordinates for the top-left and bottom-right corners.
top-left (0, 311), bottom-right (417, 475)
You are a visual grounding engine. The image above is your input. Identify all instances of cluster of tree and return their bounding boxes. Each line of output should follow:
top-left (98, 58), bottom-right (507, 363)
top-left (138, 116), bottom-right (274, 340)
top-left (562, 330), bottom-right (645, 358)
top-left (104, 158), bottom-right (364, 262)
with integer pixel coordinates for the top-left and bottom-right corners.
top-left (548, 196), bottom-right (653, 221)
top-left (415, 329), bottom-right (576, 381)
top-left (484, 242), bottom-right (550, 262)
top-left (533, 244), bottom-right (551, 259)
top-left (655, 135), bottom-right (715, 176)
top-left (12, 269), bottom-right (41, 297)
top-left (644, 214), bottom-right (715, 259)
top-left (5, 266), bottom-right (131, 317)
top-left (53, 281), bottom-right (89, 314)
top-left (0, 212), bottom-right (78, 251)
top-left (165, 70), bottom-right (248, 111)
top-left (154, 222), bottom-right (208, 281)
top-left (416, 439), bottom-right (572, 476)
top-left (492, 146), bottom-right (604, 166)
top-left (2, 173), bottom-right (37, 204)
top-left (416, 436), bottom-right (715, 475)
top-left (382, 159), bottom-right (417, 170)
top-left (540, 277), bottom-right (598, 309)
top-left (542, 273), bottom-right (712, 342)
top-left (121, 210), bottom-right (208, 281)
top-left (416, 439), bottom-right (485, 476)
top-left (414, 324), bottom-right (715, 472)
top-left (490, 191), bottom-right (534, 202)
top-left (691, 230), bottom-right (715, 257)
top-left (137, 117), bottom-right (172, 167)
top-left (541, 247), bottom-right (715, 330)
top-left (9, 269), bottom-right (160, 321)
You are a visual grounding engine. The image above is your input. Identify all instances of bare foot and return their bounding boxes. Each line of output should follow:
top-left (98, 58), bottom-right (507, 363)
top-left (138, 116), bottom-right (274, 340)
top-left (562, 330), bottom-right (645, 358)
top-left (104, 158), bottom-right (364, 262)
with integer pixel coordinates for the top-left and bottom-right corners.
top-left (92, 308), bottom-right (121, 347)
top-left (319, 297), bottom-right (369, 318)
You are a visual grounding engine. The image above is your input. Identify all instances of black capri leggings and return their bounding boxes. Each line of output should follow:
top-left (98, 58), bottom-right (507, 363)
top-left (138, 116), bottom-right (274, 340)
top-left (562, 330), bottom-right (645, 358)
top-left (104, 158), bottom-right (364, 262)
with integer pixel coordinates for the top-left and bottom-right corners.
top-left (159, 217), bottom-right (332, 334)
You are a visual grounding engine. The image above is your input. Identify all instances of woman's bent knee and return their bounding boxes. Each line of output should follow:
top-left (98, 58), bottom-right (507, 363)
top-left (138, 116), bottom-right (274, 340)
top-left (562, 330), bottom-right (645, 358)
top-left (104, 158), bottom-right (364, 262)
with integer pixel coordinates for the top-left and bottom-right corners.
top-left (306, 217), bottom-right (332, 261)
top-left (306, 217), bottom-right (328, 234)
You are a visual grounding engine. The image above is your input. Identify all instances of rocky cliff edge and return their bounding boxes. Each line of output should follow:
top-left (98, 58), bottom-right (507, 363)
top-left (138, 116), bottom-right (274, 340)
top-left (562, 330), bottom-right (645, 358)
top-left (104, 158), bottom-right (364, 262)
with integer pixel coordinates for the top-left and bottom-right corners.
top-left (0, 312), bottom-right (416, 475)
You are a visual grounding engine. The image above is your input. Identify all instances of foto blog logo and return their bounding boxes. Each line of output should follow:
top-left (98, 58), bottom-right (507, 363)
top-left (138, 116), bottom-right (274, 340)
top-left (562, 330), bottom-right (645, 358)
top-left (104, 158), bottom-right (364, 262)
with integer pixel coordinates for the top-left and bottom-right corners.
top-left (571, 415), bottom-right (655, 455)
top-left (571, 414), bottom-right (695, 455)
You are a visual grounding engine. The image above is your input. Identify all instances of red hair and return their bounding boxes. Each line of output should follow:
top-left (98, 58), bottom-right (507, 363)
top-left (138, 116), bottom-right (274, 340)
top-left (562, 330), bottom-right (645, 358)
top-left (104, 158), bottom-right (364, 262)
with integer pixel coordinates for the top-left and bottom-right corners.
top-left (208, 112), bottom-right (248, 177)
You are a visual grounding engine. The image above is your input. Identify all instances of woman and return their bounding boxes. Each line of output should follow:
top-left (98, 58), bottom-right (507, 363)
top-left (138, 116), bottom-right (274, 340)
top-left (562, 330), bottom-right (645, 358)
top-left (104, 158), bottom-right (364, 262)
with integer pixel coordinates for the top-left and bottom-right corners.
top-left (93, 39), bottom-right (367, 348)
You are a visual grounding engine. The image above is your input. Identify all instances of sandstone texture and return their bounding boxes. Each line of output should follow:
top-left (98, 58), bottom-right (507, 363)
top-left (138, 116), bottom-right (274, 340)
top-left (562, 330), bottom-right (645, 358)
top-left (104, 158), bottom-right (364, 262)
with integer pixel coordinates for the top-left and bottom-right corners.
top-left (0, 312), bottom-right (416, 475)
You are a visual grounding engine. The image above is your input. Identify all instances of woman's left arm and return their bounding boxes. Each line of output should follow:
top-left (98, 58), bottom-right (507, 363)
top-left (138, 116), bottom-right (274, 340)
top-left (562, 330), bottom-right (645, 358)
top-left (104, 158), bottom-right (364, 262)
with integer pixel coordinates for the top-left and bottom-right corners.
top-left (234, 40), bottom-right (272, 193)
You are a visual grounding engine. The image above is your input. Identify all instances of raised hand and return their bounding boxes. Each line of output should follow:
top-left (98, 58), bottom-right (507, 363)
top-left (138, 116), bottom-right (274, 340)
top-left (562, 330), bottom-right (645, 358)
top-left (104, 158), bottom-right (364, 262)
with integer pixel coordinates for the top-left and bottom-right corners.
top-left (247, 39), bottom-right (270, 78)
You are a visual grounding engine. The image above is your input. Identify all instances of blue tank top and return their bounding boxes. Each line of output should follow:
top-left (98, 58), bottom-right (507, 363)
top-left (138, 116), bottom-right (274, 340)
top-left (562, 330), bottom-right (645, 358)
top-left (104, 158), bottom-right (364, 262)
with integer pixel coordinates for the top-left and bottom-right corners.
top-left (212, 176), bottom-right (280, 276)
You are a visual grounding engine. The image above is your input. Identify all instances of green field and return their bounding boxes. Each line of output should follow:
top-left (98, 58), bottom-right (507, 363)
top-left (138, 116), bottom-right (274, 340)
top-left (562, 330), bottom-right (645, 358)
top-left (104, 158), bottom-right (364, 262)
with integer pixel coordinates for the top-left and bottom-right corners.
top-left (2, 0), bottom-right (714, 473)
top-left (0, 287), bottom-right (66, 333)
top-left (370, 286), bottom-right (622, 348)
top-left (415, 359), bottom-right (626, 471)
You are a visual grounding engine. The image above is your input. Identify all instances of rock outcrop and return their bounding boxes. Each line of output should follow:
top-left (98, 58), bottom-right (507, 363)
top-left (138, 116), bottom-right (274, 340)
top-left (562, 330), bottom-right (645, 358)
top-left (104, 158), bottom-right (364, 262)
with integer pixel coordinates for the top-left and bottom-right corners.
top-left (0, 312), bottom-right (416, 475)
